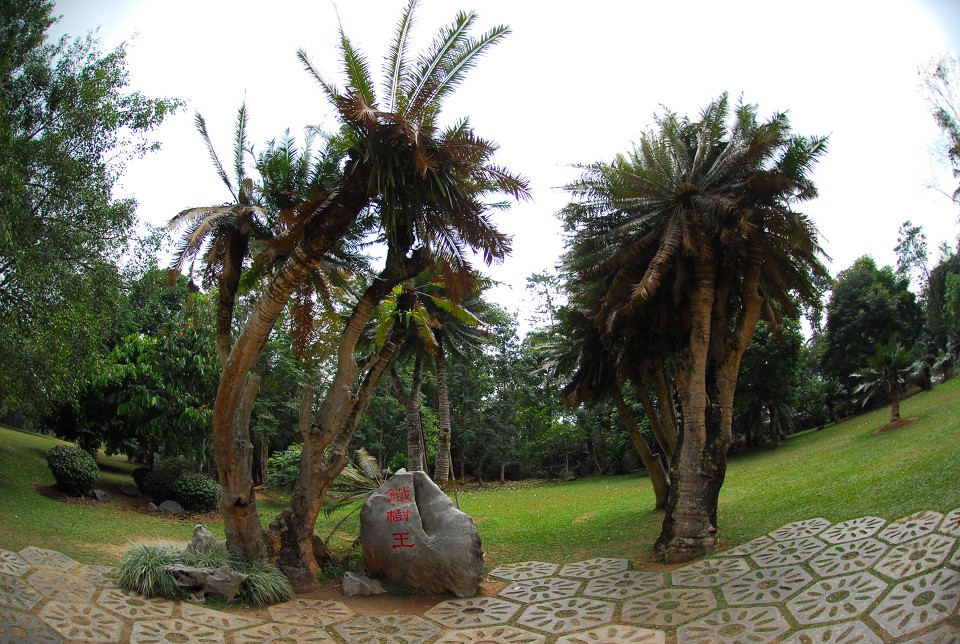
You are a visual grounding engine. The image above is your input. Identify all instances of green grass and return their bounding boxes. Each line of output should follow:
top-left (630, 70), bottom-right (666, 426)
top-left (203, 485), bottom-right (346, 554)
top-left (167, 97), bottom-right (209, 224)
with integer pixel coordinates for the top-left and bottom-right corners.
top-left (3, 377), bottom-right (959, 569)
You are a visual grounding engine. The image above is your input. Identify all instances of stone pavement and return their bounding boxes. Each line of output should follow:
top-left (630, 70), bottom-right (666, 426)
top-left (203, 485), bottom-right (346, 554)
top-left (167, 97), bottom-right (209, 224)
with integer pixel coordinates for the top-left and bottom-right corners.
top-left (1, 509), bottom-right (959, 642)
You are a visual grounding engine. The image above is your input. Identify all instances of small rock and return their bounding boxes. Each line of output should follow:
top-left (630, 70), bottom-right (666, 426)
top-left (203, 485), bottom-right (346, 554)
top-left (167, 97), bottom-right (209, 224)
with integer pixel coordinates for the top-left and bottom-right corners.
top-left (92, 489), bottom-right (111, 502)
top-left (341, 571), bottom-right (385, 597)
top-left (120, 483), bottom-right (140, 496)
top-left (562, 470), bottom-right (576, 481)
top-left (147, 502), bottom-right (159, 512)
top-left (187, 525), bottom-right (224, 554)
top-left (159, 500), bottom-right (183, 513)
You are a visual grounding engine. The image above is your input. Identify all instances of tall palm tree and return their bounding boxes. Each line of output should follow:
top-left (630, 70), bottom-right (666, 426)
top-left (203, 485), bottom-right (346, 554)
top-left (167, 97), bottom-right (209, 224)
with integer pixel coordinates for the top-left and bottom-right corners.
top-left (562, 94), bottom-right (828, 562)
top-left (205, 1), bottom-right (529, 590)
top-left (168, 105), bottom-right (271, 367)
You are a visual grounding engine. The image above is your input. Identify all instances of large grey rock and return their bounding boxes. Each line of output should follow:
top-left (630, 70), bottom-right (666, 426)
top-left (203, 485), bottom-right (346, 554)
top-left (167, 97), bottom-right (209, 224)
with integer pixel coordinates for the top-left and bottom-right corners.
top-left (158, 500), bottom-right (182, 513)
top-left (92, 489), bottom-right (111, 502)
top-left (166, 564), bottom-right (248, 602)
top-left (186, 524), bottom-right (225, 554)
top-left (146, 502), bottom-right (159, 512)
top-left (341, 571), bottom-right (386, 597)
top-left (360, 469), bottom-right (484, 598)
top-left (120, 483), bottom-right (140, 496)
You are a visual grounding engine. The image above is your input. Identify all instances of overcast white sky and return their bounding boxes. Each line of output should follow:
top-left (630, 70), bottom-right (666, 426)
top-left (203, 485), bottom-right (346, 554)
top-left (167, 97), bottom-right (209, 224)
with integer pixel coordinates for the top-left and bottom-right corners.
top-left (53, 0), bottom-right (960, 328)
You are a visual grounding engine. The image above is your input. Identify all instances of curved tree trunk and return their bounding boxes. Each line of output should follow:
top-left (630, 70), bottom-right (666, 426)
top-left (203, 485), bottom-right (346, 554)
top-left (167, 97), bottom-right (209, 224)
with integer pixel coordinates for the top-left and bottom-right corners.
top-left (632, 378), bottom-right (673, 464)
top-left (652, 358), bottom-right (679, 458)
top-left (434, 343), bottom-right (453, 482)
top-left (611, 385), bottom-right (669, 509)
top-left (392, 352), bottom-right (426, 472)
top-left (267, 264), bottom-right (422, 591)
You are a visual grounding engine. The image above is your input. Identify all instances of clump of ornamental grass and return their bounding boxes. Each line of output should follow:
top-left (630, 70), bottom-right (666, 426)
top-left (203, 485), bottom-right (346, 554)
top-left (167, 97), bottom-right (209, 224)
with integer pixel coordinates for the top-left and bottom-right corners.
top-left (117, 541), bottom-right (292, 606)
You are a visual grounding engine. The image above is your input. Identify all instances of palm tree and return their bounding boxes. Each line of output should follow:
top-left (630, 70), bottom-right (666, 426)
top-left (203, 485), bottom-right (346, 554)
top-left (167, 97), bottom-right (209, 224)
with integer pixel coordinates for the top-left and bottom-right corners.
top-left (202, 1), bottom-right (529, 590)
top-left (855, 336), bottom-right (917, 423)
top-left (561, 94), bottom-right (828, 562)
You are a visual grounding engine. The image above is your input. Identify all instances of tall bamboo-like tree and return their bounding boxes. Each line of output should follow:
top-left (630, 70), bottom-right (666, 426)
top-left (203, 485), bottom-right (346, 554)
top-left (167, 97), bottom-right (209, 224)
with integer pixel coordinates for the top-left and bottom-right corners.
top-left (562, 95), bottom-right (828, 561)
top-left (201, 1), bottom-right (527, 590)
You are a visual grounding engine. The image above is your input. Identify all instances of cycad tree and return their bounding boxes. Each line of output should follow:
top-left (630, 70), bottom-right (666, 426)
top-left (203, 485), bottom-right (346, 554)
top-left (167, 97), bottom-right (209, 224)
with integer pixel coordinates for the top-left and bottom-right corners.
top-left (562, 95), bottom-right (828, 561)
top-left (202, 0), bottom-right (527, 591)
top-left (854, 336), bottom-right (916, 423)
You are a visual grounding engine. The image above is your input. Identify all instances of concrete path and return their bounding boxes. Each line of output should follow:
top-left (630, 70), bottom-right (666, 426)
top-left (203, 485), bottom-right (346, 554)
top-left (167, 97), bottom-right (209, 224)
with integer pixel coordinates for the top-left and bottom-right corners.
top-left (1, 509), bottom-right (959, 642)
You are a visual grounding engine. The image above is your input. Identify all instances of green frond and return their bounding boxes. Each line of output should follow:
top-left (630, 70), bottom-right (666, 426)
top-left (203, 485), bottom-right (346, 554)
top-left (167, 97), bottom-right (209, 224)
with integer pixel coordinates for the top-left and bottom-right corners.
top-left (194, 111), bottom-right (236, 200)
top-left (402, 10), bottom-right (477, 118)
top-left (233, 102), bottom-right (250, 188)
top-left (382, 0), bottom-right (417, 112)
top-left (339, 31), bottom-right (378, 122)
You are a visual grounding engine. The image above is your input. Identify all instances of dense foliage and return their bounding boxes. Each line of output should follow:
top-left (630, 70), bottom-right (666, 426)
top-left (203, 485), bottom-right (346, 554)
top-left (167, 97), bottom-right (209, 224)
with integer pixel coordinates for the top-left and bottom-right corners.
top-left (45, 445), bottom-right (99, 496)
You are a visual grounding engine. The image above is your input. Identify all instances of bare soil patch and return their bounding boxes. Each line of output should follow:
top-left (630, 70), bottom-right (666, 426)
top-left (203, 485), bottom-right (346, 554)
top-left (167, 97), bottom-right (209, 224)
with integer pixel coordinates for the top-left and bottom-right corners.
top-left (872, 416), bottom-right (919, 435)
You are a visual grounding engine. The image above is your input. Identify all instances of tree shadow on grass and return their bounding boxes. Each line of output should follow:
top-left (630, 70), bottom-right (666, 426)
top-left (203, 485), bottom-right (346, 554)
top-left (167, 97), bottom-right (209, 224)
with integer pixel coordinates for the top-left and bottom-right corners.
top-left (872, 416), bottom-right (919, 435)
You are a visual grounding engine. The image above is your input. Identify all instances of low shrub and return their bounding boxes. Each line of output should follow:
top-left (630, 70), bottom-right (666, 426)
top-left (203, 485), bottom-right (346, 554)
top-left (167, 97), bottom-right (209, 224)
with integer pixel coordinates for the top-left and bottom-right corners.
top-left (266, 443), bottom-right (302, 491)
top-left (45, 445), bottom-right (98, 496)
top-left (173, 472), bottom-right (221, 512)
top-left (142, 462), bottom-right (184, 503)
top-left (132, 466), bottom-right (151, 493)
top-left (117, 540), bottom-right (293, 606)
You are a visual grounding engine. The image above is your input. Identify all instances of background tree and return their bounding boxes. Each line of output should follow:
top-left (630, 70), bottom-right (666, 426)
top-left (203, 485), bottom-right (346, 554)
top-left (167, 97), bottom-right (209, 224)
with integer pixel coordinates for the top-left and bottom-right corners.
top-left (0, 0), bottom-right (179, 417)
top-left (854, 335), bottom-right (917, 423)
top-left (922, 53), bottom-right (960, 204)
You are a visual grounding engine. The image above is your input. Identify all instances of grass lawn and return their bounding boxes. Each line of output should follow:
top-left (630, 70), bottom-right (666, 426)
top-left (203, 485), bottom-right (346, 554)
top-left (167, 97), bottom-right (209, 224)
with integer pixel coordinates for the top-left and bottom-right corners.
top-left (2, 377), bottom-right (958, 569)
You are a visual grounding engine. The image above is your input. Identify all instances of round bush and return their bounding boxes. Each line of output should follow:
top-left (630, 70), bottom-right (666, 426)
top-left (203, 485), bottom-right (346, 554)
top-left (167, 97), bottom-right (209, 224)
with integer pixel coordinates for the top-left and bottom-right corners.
top-left (142, 463), bottom-right (183, 503)
top-left (173, 472), bottom-right (221, 512)
top-left (45, 445), bottom-right (99, 496)
top-left (132, 466), bottom-right (151, 493)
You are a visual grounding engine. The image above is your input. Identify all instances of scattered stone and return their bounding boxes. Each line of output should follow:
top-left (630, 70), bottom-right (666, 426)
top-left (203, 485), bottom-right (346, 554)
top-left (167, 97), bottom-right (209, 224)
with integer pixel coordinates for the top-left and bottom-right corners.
top-left (120, 483), bottom-right (140, 496)
top-left (166, 565), bottom-right (248, 603)
top-left (361, 469), bottom-right (484, 598)
top-left (187, 525), bottom-right (225, 554)
top-left (147, 502), bottom-right (159, 512)
top-left (341, 571), bottom-right (386, 597)
top-left (92, 489), bottom-right (111, 502)
top-left (562, 471), bottom-right (576, 481)
top-left (158, 500), bottom-right (183, 514)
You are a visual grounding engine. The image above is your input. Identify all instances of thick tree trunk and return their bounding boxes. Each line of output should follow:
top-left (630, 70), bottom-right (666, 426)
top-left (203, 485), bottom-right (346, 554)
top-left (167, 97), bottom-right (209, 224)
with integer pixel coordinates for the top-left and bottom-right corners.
top-left (889, 380), bottom-right (901, 422)
top-left (655, 261), bottom-right (716, 562)
top-left (267, 256), bottom-right (425, 592)
top-left (433, 343), bottom-right (453, 482)
top-left (611, 385), bottom-right (669, 509)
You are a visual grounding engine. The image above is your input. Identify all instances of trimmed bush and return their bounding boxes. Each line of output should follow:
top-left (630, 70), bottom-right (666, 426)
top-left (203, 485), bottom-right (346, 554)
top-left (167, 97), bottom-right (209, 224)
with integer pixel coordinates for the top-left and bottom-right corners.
top-left (142, 462), bottom-right (184, 502)
top-left (45, 445), bottom-right (98, 496)
top-left (173, 472), bottom-right (221, 512)
top-left (132, 466), bottom-right (151, 493)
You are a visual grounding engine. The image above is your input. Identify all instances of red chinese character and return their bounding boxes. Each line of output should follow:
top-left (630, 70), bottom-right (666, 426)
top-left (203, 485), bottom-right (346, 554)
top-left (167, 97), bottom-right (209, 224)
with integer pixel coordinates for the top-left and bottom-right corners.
top-left (386, 486), bottom-right (413, 503)
top-left (386, 509), bottom-right (411, 523)
top-left (391, 532), bottom-right (415, 549)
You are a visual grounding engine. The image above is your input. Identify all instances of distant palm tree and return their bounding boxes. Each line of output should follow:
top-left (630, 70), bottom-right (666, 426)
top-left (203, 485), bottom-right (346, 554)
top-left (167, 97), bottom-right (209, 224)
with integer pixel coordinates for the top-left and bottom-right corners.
top-left (855, 336), bottom-right (917, 423)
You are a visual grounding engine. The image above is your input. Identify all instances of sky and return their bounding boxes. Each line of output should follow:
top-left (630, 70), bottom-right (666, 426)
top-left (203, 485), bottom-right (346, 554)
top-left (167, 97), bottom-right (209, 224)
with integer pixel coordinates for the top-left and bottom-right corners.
top-left (53, 0), bottom-right (960, 330)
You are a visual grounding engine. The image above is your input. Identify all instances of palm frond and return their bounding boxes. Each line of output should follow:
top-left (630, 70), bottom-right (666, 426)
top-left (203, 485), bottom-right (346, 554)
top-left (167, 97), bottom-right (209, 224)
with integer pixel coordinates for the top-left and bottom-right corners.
top-left (194, 111), bottom-right (236, 200)
top-left (382, 0), bottom-right (417, 113)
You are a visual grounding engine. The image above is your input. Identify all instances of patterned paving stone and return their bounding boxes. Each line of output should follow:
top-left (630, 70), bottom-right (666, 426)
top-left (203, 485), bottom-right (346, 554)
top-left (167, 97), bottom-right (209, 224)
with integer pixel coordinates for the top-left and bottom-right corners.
top-left (782, 620), bottom-right (884, 643)
top-left (26, 568), bottom-right (96, 602)
top-left (877, 510), bottom-right (943, 544)
top-left (0, 574), bottom-right (41, 611)
top-left (179, 603), bottom-right (263, 630)
top-left (555, 624), bottom-right (666, 643)
top-left (621, 588), bottom-right (717, 628)
top-left (874, 533), bottom-right (955, 579)
top-left (17, 547), bottom-right (77, 573)
top-left (583, 570), bottom-right (664, 600)
top-left (266, 597), bottom-right (354, 626)
top-left (750, 536), bottom-right (826, 567)
top-left (96, 587), bottom-right (174, 619)
top-left (0, 550), bottom-right (29, 578)
top-left (677, 606), bottom-right (789, 643)
top-left (938, 507), bottom-right (960, 537)
top-left (721, 565), bottom-right (812, 605)
top-left (819, 516), bottom-right (887, 544)
top-left (901, 623), bottom-right (960, 643)
top-left (129, 618), bottom-right (225, 643)
top-left (869, 567), bottom-right (960, 639)
top-left (517, 597), bottom-right (615, 634)
top-left (425, 597), bottom-right (521, 628)
top-left (333, 615), bottom-right (438, 644)
top-left (787, 572), bottom-right (887, 625)
top-left (0, 606), bottom-right (61, 643)
top-left (500, 577), bottom-right (582, 603)
top-left (78, 564), bottom-right (118, 588)
top-left (769, 517), bottom-right (832, 540)
top-left (559, 558), bottom-right (629, 579)
top-left (809, 537), bottom-right (888, 577)
top-left (489, 561), bottom-right (559, 581)
top-left (716, 534), bottom-right (774, 557)
top-left (671, 556), bottom-right (751, 587)
top-left (38, 601), bottom-right (123, 641)
top-left (433, 625), bottom-right (546, 643)
top-left (235, 620), bottom-right (337, 643)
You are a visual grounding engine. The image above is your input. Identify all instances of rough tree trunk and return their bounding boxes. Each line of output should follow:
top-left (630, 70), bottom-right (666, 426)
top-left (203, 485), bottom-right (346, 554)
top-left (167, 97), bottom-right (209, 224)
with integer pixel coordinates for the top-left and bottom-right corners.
top-left (889, 380), bottom-right (902, 422)
top-left (393, 353), bottom-right (426, 472)
top-left (611, 385), bottom-right (669, 509)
